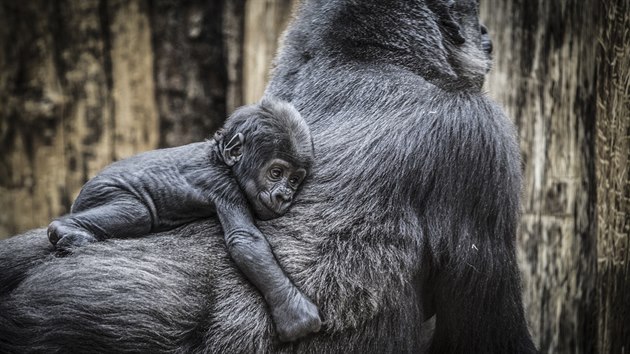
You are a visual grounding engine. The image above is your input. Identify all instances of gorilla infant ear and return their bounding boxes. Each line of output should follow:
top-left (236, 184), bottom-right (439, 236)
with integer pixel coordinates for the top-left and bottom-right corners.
top-left (222, 133), bottom-right (244, 167)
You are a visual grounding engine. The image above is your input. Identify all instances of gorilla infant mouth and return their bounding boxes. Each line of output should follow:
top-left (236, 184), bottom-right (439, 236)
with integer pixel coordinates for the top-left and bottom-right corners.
top-left (258, 193), bottom-right (284, 218)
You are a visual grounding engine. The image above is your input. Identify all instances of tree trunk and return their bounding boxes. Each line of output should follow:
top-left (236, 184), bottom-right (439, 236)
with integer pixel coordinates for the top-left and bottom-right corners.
top-left (242, 0), bottom-right (296, 104)
top-left (150, 0), bottom-right (229, 148)
top-left (0, 1), bottom-right (116, 238)
top-left (481, 1), bottom-right (629, 353)
top-left (595, 0), bottom-right (630, 352)
top-left (108, 0), bottom-right (159, 159)
top-left (223, 0), bottom-right (246, 115)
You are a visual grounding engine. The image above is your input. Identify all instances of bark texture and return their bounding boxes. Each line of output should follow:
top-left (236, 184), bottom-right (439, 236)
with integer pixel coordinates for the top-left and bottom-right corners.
top-left (242, 0), bottom-right (296, 104)
top-left (595, 1), bottom-right (630, 352)
top-left (481, 1), bottom-right (629, 353)
top-left (150, 0), bottom-right (228, 148)
top-left (0, 1), bottom-right (117, 237)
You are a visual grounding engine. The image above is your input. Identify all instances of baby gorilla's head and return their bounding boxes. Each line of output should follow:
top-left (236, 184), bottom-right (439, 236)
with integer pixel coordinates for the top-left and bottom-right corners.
top-left (218, 97), bottom-right (314, 220)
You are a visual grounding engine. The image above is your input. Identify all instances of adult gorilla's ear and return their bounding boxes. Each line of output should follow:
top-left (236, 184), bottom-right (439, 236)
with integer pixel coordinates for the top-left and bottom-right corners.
top-left (222, 133), bottom-right (244, 167)
top-left (427, 0), bottom-right (466, 45)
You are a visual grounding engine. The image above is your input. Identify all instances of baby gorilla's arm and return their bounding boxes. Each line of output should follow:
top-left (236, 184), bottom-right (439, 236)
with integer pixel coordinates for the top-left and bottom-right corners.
top-left (215, 201), bottom-right (321, 342)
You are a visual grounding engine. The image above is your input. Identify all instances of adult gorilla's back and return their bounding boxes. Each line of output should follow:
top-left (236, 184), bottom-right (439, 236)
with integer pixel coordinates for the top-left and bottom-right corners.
top-left (0, 1), bottom-right (536, 353)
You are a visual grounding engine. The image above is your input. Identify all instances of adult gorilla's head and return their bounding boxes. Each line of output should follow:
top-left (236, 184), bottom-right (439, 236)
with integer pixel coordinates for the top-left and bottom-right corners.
top-left (271, 0), bottom-right (492, 95)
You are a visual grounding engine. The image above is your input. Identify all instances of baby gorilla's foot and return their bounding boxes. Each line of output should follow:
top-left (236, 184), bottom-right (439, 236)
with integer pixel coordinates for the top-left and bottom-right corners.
top-left (271, 289), bottom-right (322, 342)
top-left (47, 220), bottom-right (98, 251)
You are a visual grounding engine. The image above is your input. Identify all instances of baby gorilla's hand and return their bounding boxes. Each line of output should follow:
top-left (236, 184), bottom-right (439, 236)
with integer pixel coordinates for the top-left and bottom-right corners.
top-left (48, 220), bottom-right (98, 251)
top-left (270, 287), bottom-right (322, 342)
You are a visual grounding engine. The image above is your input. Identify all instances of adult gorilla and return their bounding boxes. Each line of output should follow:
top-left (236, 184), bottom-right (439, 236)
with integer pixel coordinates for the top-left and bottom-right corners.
top-left (0, 0), bottom-right (536, 353)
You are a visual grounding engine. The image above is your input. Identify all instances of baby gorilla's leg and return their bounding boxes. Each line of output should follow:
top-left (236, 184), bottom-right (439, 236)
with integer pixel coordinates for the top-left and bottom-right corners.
top-left (48, 198), bottom-right (152, 251)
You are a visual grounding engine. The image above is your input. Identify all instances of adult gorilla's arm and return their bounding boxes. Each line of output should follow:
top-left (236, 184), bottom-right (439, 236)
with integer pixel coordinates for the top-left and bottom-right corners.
top-left (0, 0), bottom-right (536, 353)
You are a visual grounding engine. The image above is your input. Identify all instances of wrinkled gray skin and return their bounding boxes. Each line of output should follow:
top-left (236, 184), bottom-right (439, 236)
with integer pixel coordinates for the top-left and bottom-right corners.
top-left (0, 0), bottom-right (536, 353)
top-left (46, 97), bottom-right (320, 343)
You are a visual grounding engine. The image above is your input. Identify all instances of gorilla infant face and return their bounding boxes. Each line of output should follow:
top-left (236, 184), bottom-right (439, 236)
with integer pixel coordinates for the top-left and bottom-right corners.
top-left (244, 157), bottom-right (306, 220)
top-left (220, 98), bottom-right (314, 221)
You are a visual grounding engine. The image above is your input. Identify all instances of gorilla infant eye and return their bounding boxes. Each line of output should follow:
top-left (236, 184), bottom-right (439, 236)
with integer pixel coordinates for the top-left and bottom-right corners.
top-left (289, 175), bottom-right (302, 188)
top-left (269, 167), bottom-right (283, 180)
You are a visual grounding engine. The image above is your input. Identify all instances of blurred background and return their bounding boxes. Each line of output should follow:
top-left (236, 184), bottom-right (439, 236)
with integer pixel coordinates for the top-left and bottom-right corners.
top-left (0, 0), bottom-right (628, 353)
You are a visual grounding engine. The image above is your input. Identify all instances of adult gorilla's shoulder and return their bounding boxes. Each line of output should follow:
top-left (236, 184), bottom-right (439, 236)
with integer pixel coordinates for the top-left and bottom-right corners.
top-left (0, 0), bottom-right (536, 353)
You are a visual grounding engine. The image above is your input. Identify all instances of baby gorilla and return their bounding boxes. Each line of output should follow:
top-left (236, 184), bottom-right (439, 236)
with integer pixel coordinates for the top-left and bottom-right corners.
top-left (47, 97), bottom-right (321, 342)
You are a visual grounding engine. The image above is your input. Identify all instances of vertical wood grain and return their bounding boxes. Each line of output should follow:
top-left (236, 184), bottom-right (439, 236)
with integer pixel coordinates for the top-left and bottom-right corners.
top-left (0, 0), bottom-right (114, 237)
top-left (242, 0), bottom-right (295, 104)
top-left (480, 1), bottom-right (599, 352)
top-left (108, 0), bottom-right (159, 160)
top-left (595, 1), bottom-right (630, 352)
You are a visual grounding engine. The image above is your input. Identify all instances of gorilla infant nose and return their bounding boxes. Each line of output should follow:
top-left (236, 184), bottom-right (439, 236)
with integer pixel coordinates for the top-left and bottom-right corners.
top-left (273, 190), bottom-right (292, 204)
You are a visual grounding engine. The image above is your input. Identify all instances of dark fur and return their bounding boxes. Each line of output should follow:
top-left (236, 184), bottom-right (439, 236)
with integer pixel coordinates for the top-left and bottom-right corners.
top-left (0, 0), bottom-right (536, 353)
